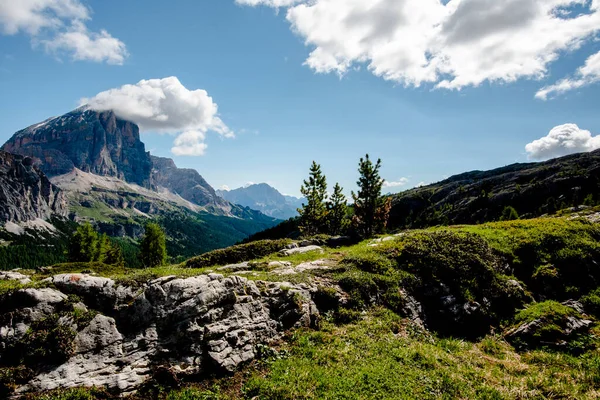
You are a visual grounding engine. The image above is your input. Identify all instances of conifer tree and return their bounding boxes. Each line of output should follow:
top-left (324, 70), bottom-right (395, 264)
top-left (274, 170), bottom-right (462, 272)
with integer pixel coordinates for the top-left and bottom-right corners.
top-left (298, 161), bottom-right (328, 236)
top-left (327, 183), bottom-right (349, 235)
top-left (68, 222), bottom-right (99, 262)
top-left (351, 155), bottom-right (389, 238)
top-left (500, 206), bottom-right (519, 221)
top-left (140, 222), bottom-right (167, 268)
top-left (102, 235), bottom-right (125, 267)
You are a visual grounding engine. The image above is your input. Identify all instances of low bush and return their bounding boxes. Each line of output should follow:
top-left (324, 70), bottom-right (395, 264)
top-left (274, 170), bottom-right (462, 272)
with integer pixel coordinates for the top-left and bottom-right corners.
top-left (508, 301), bottom-right (594, 353)
top-left (580, 288), bottom-right (600, 318)
top-left (185, 239), bottom-right (292, 269)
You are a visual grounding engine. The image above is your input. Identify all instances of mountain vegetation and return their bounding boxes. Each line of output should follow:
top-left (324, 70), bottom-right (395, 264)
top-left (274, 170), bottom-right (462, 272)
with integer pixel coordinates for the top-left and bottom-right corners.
top-left (298, 161), bottom-right (329, 236)
top-left (139, 223), bottom-right (167, 268)
top-left (1, 212), bottom-right (599, 399)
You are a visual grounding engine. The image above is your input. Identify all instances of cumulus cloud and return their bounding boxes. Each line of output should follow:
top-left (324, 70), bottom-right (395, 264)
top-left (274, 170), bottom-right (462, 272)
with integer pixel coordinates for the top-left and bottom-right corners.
top-left (525, 124), bottom-right (600, 160)
top-left (219, 185), bottom-right (231, 191)
top-left (0, 0), bottom-right (127, 64)
top-left (383, 177), bottom-right (409, 188)
top-left (81, 77), bottom-right (233, 156)
top-left (536, 50), bottom-right (600, 100)
top-left (238, 0), bottom-right (600, 90)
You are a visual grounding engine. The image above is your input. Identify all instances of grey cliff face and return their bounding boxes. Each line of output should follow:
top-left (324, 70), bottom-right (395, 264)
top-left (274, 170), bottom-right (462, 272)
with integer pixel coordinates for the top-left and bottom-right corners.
top-left (1, 108), bottom-right (230, 211)
top-left (0, 273), bottom-right (319, 395)
top-left (0, 151), bottom-right (67, 223)
top-left (151, 155), bottom-right (230, 210)
top-left (2, 108), bottom-right (153, 188)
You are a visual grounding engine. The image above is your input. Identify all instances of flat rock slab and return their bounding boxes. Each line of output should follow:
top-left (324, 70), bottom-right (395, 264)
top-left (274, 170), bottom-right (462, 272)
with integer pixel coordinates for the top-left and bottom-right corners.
top-left (273, 259), bottom-right (333, 275)
top-left (367, 236), bottom-right (396, 247)
top-left (217, 262), bottom-right (251, 272)
top-left (279, 245), bottom-right (324, 256)
top-left (0, 271), bottom-right (32, 284)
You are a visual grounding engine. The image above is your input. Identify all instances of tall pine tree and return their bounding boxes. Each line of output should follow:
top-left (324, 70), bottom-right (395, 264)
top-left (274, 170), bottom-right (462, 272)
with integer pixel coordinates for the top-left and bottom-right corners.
top-left (68, 223), bottom-right (99, 262)
top-left (327, 183), bottom-right (349, 235)
top-left (140, 223), bottom-right (167, 268)
top-left (351, 155), bottom-right (389, 238)
top-left (298, 161), bottom-right (328, 236)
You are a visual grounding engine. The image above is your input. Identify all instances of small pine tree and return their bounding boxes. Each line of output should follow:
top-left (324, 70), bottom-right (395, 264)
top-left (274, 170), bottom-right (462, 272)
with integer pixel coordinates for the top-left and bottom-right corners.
top-left (69, 222), bottom-right (99, 262)
top-left (583, 194), bottom-right (595, 207)
top-left (326, 183), bottom-right (349, 235)
top-left (546, 197), bottom-right (557, 214)
top-left (500, 206), bottom-right (519, 221)
top-left (351, 154), bottom-right (388, 238)
top-left (103, 237), bottom-right (125, 268)
top-left (140, 222), bottom-right (167, 268)
top-left (95, 234), bottom-right (110, 263)
top-left (298, 161), bottom-right (328, 236)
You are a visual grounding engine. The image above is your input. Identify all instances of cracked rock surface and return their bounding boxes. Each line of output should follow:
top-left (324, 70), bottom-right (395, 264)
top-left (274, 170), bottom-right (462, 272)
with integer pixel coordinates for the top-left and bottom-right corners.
top-left (0, 273), bottom-right (319, 395)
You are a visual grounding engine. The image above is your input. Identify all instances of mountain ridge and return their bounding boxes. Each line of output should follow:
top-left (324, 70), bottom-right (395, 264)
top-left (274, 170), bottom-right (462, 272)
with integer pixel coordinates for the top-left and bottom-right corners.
top-left (217, 183), bottom-right (304, 220)
top-left (0, 108), bottom-right (279, 265)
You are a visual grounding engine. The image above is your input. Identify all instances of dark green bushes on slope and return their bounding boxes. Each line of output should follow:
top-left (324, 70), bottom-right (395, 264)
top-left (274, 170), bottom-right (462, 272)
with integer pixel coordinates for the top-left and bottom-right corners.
top-left (460, 218), bottom-right (600, 300)
top-left (185, 239), bottom-right (292, 269)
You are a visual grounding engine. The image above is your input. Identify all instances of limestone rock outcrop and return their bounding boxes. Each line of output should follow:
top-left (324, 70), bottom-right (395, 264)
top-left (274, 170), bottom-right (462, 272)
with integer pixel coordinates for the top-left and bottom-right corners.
top-left (0, 273), bottom-right (319, 395)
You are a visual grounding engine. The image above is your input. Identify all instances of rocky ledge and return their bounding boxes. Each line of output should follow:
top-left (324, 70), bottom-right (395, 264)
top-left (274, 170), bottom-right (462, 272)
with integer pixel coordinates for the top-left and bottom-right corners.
top-left (0, 273), bottom-right (319, 396)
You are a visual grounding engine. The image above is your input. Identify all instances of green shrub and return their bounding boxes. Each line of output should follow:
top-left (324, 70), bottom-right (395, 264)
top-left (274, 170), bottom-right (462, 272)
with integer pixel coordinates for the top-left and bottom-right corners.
top-left (185, 239), bottom-right (292, 268)
top-left (341, 251), bottom-right (395, 275)
top-left (509, 301), bottom-right (593, 353)
top-left (581, 288), bottom-right (600, 317)
top-left (461, 218), bottom-right (600, 300)
top-left (387, 231), bottom-right (525, 338)
top-left (500, 206), bottom-right (519, 221)
top-left (0, 366), bottom-right (33, 397)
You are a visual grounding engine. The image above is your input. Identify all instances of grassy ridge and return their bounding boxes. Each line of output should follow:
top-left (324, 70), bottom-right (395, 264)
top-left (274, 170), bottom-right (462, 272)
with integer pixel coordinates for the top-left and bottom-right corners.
top-left (7, 215), bottom-right (600, 399)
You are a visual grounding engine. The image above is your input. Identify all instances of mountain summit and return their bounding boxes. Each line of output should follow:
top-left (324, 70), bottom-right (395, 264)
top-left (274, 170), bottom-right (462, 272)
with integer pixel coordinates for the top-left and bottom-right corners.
top-left (217, 183), bottom-right (303, 220)
top-left (1, 107), bottom-right (227, 211)
top-left (0, 108), bottom-right (278, 263)
top-left (3, 108), bottom-right (152, 187)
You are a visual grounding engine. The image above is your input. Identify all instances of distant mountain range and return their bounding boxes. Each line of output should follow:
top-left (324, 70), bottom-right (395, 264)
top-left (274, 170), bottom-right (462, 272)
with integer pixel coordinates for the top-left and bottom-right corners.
top-left (0, 108), bottom-right (278, 265)
top-left (216, 183), bottom-right (304, 220)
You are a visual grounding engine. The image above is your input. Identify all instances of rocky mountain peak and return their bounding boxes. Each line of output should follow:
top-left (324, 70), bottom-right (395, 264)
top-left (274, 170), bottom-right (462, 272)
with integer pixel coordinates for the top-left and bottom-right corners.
top-left (2, 108), bottom-right (231, 212)
top-left (2, 108), bottom-right (153, 187)
top-left (150, 155), bottom-right (231, 213)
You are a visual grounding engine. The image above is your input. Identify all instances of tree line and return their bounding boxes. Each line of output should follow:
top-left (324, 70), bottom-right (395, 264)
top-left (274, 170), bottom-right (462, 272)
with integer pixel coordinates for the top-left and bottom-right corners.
top-left (68, 222), bottom-right (168, 268)
top-left (298, 154), bottom-right (391, 239)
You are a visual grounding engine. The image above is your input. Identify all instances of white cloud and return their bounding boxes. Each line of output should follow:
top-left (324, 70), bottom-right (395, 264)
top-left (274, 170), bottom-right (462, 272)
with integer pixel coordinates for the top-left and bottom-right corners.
top-left (536, 50), bottom-right (600, 99)
top-left (82, 77), bottom-right (233, 156)
top-left (525, 123), bottom-right (600, 160)
top-left (383, 177), bottom-right (409, 188)
top-left (0, 0), bottom-right (127, 64)
top-left (236, 0), bottom-right (302, 7)
top-left (219, 185), bottom-right (231, 191)
top-left (415, 181), bottom-right (427, 188)
top-left (239, 0), bottom-right (600, 90)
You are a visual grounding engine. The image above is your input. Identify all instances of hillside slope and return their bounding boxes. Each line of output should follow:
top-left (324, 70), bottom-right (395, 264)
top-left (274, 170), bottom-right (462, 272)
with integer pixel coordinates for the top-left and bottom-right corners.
top-left (2, 215), bottom-right (599, 399)
top-left (389, 149), bottom-right (600, 228)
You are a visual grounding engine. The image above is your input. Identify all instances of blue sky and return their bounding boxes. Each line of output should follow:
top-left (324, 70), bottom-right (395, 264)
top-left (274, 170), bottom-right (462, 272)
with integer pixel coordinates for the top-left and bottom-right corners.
top-left (1, 0), bottom-right (600, 197)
